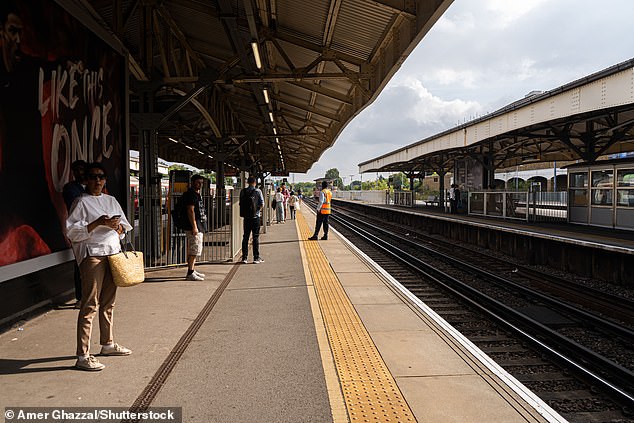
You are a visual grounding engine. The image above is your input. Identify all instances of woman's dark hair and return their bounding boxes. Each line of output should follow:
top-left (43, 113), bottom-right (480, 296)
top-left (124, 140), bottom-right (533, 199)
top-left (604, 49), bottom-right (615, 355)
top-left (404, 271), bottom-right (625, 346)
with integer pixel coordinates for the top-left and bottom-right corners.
top-left (85, 162), bottom-right (107, 176)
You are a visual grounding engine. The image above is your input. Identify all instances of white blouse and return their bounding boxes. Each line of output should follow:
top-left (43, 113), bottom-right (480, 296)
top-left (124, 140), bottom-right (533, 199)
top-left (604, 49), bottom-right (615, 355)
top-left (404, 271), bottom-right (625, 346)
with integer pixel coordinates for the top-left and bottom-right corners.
top-left (66, 193), bottom-right (132, 264)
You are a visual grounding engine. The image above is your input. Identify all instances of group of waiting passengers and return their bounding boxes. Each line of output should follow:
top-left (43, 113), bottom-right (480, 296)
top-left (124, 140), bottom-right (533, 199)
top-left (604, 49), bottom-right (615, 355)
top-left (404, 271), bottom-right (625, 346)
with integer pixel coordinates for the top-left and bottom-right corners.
top-left (273, 182), bottom-right (302, 223)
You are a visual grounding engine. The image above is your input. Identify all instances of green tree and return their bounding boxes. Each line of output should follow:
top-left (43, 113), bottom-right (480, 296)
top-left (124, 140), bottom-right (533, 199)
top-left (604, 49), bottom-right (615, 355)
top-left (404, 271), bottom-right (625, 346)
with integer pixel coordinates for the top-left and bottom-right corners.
top-left (325, 168), bottom-right (343, 189)
top-left (390, 172), bottom-right (409, 190)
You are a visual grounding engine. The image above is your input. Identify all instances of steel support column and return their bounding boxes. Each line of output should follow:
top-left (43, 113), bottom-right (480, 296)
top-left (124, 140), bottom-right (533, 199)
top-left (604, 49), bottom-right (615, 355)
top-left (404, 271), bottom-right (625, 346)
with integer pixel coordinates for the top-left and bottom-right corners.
top-left (140, 129), bottom-right (162, 264)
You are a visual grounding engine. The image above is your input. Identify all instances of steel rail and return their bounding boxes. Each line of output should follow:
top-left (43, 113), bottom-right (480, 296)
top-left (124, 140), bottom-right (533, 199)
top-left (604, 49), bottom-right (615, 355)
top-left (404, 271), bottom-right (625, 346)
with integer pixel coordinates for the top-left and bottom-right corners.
top-left (310, 200), bottom-right (634, 407)
top-left (335, 208), bottom-right (634, 342)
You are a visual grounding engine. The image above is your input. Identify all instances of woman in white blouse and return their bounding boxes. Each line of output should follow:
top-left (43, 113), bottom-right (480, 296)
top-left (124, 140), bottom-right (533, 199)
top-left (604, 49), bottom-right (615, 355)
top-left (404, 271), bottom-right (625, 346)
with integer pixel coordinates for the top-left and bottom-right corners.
top-left (66, 162), bottom-right (133, 371)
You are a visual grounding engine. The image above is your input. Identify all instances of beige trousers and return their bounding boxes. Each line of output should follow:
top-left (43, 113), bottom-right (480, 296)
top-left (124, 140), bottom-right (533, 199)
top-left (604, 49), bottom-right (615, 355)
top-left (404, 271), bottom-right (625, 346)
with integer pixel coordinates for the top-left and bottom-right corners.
top-left (76, 256), bottom-right (117, 356)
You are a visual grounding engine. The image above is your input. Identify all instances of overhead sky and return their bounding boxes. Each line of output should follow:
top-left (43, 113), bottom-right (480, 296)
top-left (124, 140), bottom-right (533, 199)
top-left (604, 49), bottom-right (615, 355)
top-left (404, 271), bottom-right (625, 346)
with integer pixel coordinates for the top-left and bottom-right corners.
top-left (291, 0), bottom-right (634, 184)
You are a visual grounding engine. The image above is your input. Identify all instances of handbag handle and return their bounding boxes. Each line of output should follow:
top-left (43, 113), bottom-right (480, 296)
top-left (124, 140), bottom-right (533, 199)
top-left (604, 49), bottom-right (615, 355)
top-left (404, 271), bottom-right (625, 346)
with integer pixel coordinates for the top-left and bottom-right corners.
top-left (119, 238), bottom-right (139, 259)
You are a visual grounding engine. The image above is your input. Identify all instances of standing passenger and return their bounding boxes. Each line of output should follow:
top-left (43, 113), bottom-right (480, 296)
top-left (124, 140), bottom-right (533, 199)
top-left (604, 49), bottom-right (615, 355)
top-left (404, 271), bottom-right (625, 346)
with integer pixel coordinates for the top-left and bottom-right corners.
top-left (275, 187), bottom-right (284, 224)
top-left (66, 162), bottom-right (133, 371)
top-left (63, 160), bottom-right (86, 303)
top-left (182, 175), bottom-right (208, 281)
top-left (281, 183), bottom-right (290, 220)
top-left (288, 191), bottom-right (299, 220)
top-left (308, 181), bottom-right (332, 241)
top-left (240, 176), bottom-right (265, 264)
top-left (449, 184), bottom-right (457, 214)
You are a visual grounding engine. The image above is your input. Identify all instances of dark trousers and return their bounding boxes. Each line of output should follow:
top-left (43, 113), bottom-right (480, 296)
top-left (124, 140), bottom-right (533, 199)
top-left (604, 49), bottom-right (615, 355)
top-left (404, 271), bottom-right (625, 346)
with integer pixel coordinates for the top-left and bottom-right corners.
top-left (241, 217), bottom-right (260, 260)
top-left (313, 213), bottom-right (329, 237)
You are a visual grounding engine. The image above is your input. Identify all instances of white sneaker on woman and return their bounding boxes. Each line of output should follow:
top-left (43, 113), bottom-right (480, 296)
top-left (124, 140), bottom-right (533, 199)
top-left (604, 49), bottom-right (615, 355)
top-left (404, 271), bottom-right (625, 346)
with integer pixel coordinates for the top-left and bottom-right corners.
top-left (75, 355), bottom-right (105, 371)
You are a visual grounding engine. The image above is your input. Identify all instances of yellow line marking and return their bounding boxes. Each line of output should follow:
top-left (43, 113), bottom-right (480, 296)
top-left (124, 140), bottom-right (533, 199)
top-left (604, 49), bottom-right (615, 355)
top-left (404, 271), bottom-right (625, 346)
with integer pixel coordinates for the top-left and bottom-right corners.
top-left (295, 216), bottom-right (349, 423)
top-left (297, 211), bottom-right (416, 422)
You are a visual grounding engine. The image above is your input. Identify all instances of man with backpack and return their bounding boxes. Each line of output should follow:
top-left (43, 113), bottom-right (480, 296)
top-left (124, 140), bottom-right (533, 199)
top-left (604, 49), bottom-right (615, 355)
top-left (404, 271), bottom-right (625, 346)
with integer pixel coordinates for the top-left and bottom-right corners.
top-left (239, 176), bottom-right (264, 264)
top-left (181, 174), bottom-right (208, 280)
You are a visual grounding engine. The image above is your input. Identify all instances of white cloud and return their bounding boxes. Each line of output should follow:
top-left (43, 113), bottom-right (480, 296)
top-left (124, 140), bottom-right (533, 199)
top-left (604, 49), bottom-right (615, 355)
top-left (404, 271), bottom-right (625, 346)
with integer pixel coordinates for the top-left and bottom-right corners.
top-left (484, 0), bottom-right (550, 28)
top-left (292, 0), bottom-right (634, 183)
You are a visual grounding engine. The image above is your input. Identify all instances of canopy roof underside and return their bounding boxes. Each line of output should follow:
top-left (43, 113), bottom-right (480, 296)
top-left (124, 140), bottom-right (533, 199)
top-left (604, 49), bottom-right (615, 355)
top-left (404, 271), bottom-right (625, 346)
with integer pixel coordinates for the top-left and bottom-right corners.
top-left (86, 0), bottom-right (453, 173)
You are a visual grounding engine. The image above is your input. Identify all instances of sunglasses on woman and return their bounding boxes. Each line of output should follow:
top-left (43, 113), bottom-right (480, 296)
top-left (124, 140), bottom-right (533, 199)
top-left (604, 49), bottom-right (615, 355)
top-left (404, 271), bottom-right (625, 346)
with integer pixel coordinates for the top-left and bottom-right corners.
top-left (87, 173), bottom-right (107, 181)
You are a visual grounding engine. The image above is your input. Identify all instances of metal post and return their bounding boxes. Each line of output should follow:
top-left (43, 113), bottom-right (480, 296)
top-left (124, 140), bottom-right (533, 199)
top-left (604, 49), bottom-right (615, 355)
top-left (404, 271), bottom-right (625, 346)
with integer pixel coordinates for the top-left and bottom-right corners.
top-left (140, 129), bottom-right (161, 265)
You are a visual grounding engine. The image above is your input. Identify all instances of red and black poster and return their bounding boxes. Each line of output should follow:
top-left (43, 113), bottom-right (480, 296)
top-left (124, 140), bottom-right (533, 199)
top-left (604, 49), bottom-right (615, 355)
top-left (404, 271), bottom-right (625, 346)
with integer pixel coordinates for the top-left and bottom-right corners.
top-left (0, 0), bottom-right (126, 267)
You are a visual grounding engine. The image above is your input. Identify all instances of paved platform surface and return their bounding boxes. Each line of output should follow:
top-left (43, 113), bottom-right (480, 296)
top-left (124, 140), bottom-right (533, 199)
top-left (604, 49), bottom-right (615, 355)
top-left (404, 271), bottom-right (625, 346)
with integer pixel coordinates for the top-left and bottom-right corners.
top-left (0, 206), bottom-right (562, 422)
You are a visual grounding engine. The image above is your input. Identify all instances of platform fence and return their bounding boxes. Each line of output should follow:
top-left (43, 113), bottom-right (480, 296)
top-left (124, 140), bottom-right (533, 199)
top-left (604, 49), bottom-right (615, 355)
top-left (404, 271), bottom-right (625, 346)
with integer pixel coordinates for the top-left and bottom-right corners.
top-left (131, 190), bottom-right (237, 269)
top-left (468, 190), bottom-right (567, 223)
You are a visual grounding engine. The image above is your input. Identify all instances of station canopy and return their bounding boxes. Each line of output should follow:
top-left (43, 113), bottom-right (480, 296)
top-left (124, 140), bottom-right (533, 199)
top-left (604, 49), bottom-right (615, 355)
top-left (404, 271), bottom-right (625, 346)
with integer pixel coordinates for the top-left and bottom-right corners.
top-left (86, 0), bottom-right (453, 173)
top-left (359, 58), bottom-right (634, 175)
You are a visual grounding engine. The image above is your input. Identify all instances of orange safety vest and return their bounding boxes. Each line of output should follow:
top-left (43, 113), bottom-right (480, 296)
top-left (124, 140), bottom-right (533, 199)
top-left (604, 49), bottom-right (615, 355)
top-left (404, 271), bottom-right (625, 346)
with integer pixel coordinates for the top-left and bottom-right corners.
top-left (320, 189), bottom-right (332, 214)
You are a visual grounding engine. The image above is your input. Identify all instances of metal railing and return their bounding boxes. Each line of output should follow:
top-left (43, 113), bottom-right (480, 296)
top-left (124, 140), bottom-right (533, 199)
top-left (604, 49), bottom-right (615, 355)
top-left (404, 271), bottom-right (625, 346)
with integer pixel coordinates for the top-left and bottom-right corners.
top-left (131, 190), bottom-right (235, 268)
top-left (391, 190), bottom-right (414, 207)
top-left (468, 190), bottom-right (567, 222)
top-left (528, 191), bottom-right (568, 222)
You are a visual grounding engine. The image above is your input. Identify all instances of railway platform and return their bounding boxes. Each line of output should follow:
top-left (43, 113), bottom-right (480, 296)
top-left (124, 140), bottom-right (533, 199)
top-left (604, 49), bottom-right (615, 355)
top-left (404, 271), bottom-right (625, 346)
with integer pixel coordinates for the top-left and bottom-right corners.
top-left (0, 207), bottom-right (562, 422)
top-left (334, 199), bottom-right (634, 285)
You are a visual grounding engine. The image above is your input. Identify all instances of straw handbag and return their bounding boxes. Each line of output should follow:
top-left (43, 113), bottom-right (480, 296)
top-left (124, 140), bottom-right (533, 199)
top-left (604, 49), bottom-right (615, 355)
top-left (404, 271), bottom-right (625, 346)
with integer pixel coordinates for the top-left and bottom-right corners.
top-left (108, 242), bottom-right (145, 287)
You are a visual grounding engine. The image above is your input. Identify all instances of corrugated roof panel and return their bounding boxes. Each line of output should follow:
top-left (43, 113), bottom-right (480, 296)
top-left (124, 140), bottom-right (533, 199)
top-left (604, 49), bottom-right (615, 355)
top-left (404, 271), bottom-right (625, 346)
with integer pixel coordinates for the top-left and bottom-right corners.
top-left (276, 0), bottom-right (329, 46)
top-left (313, 95), bottom-right (343, 115)
top-left (168, 3), bottom-right (232, 61)
top-left (331, 0), bottom-right (396, 61)
top-left (274, 40), bottom-right (322, 71)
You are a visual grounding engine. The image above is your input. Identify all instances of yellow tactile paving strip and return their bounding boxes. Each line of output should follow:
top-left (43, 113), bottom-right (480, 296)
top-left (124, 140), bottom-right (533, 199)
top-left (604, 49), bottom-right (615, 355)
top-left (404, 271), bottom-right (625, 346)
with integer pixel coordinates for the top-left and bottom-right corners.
top-left (298, 212), bottom-right (415, 422)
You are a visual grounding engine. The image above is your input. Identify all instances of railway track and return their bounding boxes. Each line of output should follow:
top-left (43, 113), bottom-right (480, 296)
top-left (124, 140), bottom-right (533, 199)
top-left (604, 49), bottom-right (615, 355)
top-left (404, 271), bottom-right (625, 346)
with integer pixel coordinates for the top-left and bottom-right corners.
top-left (306, 199), bottom-right (634, 422)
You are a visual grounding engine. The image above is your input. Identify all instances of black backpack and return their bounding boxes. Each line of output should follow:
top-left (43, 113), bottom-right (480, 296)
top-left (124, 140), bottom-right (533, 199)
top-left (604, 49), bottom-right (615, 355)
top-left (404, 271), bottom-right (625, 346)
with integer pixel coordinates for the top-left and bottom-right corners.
top-left (171, 195), bottom-right (191, 230)
top-left (240, 187), bottom-right (258, 218)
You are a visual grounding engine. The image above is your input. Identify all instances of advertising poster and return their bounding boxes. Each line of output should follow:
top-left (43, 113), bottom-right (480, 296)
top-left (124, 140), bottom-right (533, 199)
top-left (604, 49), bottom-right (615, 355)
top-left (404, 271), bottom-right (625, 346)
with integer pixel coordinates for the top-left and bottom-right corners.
top-left (0, 0), bottom-right (126, 267)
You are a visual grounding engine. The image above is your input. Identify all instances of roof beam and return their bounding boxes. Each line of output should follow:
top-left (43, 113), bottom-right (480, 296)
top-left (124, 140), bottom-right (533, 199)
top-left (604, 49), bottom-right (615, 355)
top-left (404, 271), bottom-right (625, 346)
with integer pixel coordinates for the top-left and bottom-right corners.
top-left (232, 72), bottom-right (368, 83)
top-left (269, 31), bottom-right (365, 66)
top-left (363, 0), bottom-right (416, 17)
top-left (289, 81), bottom-right (352, 105)
top-left (277, 96), bottom-right (341, 121)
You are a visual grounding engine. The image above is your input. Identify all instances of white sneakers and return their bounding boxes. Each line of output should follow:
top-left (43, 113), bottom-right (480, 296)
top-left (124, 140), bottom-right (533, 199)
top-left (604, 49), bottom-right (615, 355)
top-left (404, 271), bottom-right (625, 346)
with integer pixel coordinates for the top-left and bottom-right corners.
top-left (241, 257), bottom-right (264, 264)
top-left (75, 342), bottom-right (132, 371)
top-left (100, 343), bottom-right (132, 356)
top-left (75, 355), bottom-right (105, 371)
top-left (186, 272), bottom-right (204, 281)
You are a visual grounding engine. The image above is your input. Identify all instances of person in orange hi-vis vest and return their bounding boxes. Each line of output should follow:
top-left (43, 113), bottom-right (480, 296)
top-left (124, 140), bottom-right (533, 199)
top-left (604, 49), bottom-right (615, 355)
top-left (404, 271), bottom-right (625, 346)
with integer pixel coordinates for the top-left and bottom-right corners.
top-left (308, 180), bottom-right (332, 241)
